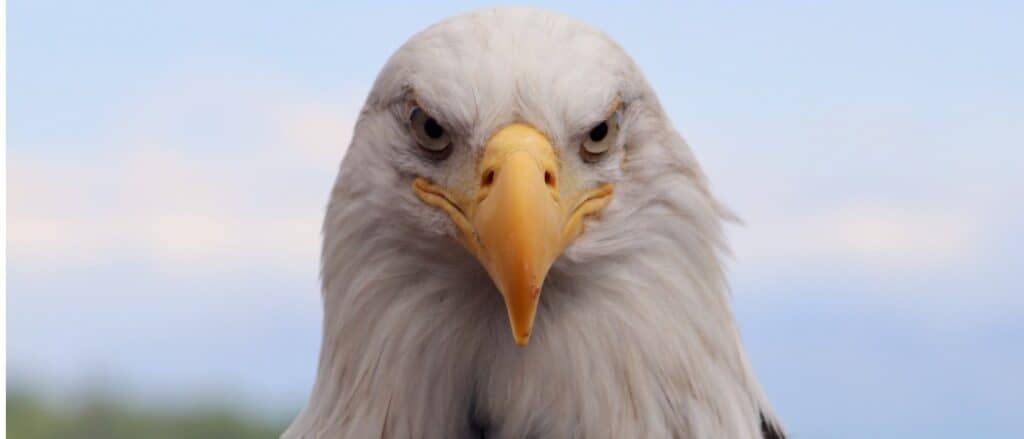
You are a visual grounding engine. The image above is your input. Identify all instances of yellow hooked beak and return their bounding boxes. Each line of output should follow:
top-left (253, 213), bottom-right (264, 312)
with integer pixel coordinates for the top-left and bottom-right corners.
top-left (413, 123), bottom-right (613, 346)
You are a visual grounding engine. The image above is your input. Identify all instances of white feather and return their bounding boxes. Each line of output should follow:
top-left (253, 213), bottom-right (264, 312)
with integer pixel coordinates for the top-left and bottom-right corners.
top-left (285, 7), bottom-right (782, 438)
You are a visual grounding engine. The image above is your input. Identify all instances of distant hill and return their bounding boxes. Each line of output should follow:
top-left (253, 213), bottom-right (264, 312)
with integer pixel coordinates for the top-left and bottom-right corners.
top-left (7, 388), bottom-right (286, 439)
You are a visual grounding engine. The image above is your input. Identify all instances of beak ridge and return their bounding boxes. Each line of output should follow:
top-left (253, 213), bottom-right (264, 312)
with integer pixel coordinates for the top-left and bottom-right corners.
top-left (473, 132), bottom-right (562, 346)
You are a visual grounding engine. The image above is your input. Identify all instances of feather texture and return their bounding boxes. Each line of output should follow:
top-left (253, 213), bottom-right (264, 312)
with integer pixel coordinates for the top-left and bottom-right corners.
top-left (285, 7), bottom-right (783, 438)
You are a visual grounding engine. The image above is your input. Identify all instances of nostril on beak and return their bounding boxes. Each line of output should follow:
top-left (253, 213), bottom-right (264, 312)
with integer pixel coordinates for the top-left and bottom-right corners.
top-left (481, 169), bottom-right (495, 188)
top-left (544, 170), bottom-right (556, 189)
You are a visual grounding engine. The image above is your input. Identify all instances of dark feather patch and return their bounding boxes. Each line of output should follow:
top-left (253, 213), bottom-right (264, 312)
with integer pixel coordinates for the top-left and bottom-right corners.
top-left (761, 412), bottom-right (785, 439)
top-left (468, 396), bottom-right (490, 438)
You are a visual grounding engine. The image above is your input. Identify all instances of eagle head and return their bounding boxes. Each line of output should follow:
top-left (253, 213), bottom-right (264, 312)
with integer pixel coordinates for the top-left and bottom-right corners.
top-left (331, 6), bottom-right (718, 346)
top-left (290, 6), bottom-right (783, 438)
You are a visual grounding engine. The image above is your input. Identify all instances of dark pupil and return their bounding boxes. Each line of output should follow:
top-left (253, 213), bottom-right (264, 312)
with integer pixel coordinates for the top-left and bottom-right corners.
top-left (424, 117), bottom-right (445, 139)
top-left (589, 122), bottom-right (608, 142)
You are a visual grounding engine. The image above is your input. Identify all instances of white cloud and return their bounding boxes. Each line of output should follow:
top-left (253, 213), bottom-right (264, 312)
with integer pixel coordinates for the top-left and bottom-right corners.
top-left (8, 70), bottom-right (361, 277)
top-left (813, 204), bottom-right (976, 267)
top-left (732, 202), bottom-right (981, 276)
top-left (690, 103), bottom-right (1015, 286)
top-left (9, 151), bottom-right (320, 275)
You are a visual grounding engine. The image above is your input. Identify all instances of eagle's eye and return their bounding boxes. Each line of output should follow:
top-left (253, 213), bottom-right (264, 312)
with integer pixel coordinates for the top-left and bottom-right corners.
top-left (581, 118), bottom-right (618, 161)
top-left (410, 106), bottom-right (452, 157)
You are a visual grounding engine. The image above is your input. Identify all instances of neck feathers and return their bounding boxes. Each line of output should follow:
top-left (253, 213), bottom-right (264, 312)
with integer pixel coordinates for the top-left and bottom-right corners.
top-left (287, 184), bottom-right (779, 438)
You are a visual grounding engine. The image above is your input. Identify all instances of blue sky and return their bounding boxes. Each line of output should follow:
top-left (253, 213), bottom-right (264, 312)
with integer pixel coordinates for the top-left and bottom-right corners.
top-left (8, 1), bottom-right (1023, 437)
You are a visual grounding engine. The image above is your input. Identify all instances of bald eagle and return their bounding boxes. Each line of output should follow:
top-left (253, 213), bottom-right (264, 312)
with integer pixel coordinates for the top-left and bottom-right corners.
top-left (286, 7), bottom-right (784, 439)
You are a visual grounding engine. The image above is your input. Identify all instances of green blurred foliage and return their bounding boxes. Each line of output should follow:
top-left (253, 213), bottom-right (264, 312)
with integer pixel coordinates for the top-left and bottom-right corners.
top-left (7, 389), bottom-right (286, 439)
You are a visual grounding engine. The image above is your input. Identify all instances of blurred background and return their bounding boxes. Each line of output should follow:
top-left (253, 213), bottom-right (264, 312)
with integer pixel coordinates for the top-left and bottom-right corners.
top-left (7, 1), bottom-right (1022, 437)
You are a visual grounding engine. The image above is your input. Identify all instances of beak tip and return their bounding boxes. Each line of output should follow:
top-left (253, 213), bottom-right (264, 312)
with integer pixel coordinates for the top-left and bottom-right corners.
top-left (513, 332), bottom-right (531, 346)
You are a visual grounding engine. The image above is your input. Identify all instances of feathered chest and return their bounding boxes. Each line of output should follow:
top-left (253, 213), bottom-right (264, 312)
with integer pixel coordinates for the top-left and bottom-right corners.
top-left (293, 251), bottom-right (767, 438)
